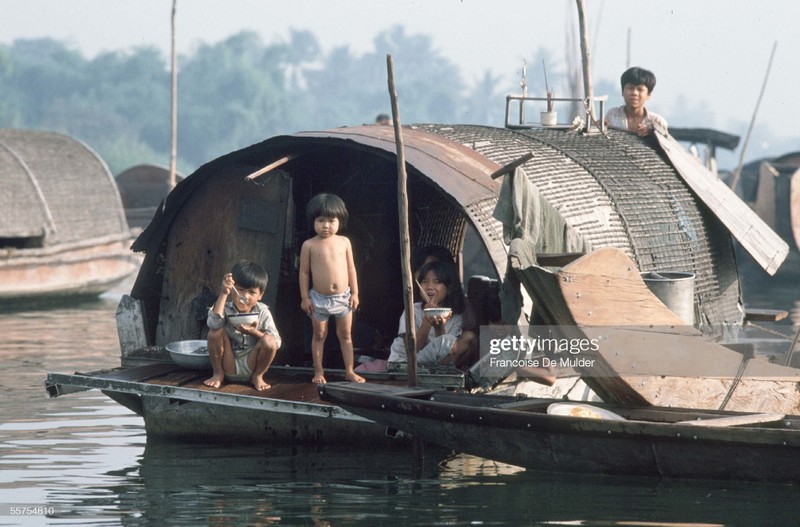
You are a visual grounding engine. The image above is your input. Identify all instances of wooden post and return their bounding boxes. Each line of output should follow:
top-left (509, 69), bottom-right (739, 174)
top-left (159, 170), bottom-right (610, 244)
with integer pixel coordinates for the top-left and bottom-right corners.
top-left (168, 0), bottom-right (178, 190)
top-left (729, 41), bottom-right (778, 193)
top-left (626, 27), bottom-right (631, 69)
top-left (575, 0), bottom-right (595, 120)
top-left (386, 54), bottom-right (418, 387)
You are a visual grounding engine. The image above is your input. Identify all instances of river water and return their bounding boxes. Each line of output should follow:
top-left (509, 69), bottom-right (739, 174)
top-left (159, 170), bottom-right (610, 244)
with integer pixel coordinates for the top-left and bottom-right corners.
top-left (2, 276), bottom-right (800, 526)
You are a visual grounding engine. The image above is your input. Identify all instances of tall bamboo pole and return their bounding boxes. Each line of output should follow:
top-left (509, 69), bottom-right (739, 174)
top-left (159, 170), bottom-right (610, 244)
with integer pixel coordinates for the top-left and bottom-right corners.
top-left (728, 41), bottom-right (778, 192)
top-left (386, 54), bottom-right (418, 387)
top-left (575, 0), bottom-right (594, 120)
top-left (168, 0), bottom-right (178, 190)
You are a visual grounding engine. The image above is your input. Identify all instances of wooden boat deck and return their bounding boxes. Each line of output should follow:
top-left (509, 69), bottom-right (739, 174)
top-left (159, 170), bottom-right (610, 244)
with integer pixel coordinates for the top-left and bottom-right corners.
top-left (46, 362), bottom-right (466, 444)
top-left (46, 362), bottom-right (464, 426)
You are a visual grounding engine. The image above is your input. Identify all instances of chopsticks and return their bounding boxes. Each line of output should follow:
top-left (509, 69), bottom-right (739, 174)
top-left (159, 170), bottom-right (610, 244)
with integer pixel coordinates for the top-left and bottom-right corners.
top-left (415, 279), bottom-right (431, 303)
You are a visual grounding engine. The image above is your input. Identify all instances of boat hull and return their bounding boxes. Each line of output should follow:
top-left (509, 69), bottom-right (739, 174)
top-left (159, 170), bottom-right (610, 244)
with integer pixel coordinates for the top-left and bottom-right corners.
top-left (0, 235), bottom-right (139, 300)
top-left (321, 383), bottom-right (800, 483)
top-left (138, 394), bottom-right (388, 444)
top-left (46, 363), bottom-right (418, 445)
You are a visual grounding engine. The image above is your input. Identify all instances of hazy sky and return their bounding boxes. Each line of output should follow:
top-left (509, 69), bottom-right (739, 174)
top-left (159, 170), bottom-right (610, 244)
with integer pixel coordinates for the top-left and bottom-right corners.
top-left (2, 0), bottom-right (798, 162)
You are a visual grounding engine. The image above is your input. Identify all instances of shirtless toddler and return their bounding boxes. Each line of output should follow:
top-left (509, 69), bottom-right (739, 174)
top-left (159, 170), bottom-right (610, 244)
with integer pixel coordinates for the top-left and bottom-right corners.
top-left (299, 193), bottom-right (365, 384)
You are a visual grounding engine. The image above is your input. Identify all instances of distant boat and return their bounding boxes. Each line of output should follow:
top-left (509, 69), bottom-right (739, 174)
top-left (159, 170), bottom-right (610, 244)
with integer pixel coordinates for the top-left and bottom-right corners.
top-left (0, 129), bottom-right (140, 301)
top-left (735, 151), bottom-right (800, 280)
top-left (116, 163), bottom-right (183, 230)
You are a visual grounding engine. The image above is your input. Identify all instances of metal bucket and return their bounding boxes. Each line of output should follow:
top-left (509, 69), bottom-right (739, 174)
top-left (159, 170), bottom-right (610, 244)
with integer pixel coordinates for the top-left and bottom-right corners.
top-left (641, 271), bottom-right (696, 325)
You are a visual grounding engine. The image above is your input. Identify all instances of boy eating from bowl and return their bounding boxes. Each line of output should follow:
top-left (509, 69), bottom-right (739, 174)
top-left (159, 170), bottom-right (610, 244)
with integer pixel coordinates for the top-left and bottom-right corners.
top-left (204, 260), bottom-right (281, 391)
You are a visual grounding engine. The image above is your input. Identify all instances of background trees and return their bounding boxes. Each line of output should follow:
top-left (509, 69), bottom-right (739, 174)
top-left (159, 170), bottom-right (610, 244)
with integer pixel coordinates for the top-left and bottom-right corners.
top-left (0, 28), bottom-right (569, 176)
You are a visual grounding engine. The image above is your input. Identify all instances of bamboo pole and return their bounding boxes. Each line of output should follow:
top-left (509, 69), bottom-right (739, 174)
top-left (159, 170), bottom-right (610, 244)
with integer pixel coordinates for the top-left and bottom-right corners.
top-left (386, 54), bottom-right (418, 387)
top-left (575, 0), bottom-right (594, 120)
top-left (728, 41), bottom-right (778, 193)
top-left (626, 27), bottom-right (631, 69)
top-left (168, 0), bottom-right (178, 190)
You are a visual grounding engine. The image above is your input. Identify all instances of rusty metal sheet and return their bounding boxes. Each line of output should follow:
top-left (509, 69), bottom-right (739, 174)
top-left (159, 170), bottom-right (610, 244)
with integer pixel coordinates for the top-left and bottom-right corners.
top-left (294, 126), bottom-right (502, 206)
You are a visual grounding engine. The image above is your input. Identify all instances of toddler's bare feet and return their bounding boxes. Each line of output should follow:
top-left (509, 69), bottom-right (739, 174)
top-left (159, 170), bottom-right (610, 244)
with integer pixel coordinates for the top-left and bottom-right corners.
top-left (203, 372), bottom-right (224, 389)
top-left (251, 374), bottom-right (271, 391)
top-left (345, 371), bottom-right (366, 383)
top-left (312, 373), bottom-right (327, 384)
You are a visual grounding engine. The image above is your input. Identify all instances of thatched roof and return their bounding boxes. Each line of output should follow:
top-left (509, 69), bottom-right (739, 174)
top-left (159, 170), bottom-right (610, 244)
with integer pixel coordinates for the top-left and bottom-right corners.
top-left (116, 164), bottom-right (183, 209)
top-left (0, 129), bottom-right (129, 246)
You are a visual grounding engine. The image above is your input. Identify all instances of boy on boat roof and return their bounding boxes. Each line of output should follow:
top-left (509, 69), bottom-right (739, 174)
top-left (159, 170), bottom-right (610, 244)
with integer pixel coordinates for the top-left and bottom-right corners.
top-left (605, 66), bottom-right (667, 137)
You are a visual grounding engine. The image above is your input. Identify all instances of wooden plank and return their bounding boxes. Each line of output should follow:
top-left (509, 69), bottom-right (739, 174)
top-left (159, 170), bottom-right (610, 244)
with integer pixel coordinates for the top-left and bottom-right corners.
top-left (92, 363), bottom-right (179, 382)
top-left (654, 126), bottom-right (789, 275)
top-left (495, 399), bottom-right (553, 411)
top-left (744, 308), bottom-right (788, 322)
top-left (558, 248), bottom-right (695, 329)
top-left (535, 252), bottom-right (585, 267)
top-left (752, 162), bottom-right (778, 227)
top-left (490, 152), bottom-right (534, 180)
top-left (116, 294), bottom-right (149, 355)
top-left (676, 413), bottom-right (785, 427)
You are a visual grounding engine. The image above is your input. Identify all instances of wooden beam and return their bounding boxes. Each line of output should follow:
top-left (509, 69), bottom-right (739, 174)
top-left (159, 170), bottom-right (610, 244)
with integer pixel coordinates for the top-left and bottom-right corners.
top-left (535, 252), bottom-right (585, 267)
top-left (490, 152), bottom-right (534, 180)
top-left (654, 127), bottom-right (789, 275)
top-left (245, 154), bottom-right (298, 181)
top-left (676, 413), bottom-right (785, 427)
top-left (744, 308), bottom-right (788, 322)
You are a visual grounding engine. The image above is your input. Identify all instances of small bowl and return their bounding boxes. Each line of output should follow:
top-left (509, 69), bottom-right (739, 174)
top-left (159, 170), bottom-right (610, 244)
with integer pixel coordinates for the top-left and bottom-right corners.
top-left (423, 307), bottom-right (452, 318)
top-left (227, 312), bottom-right (259, 327)
top-left (166, 340), bottom-right (211, 370)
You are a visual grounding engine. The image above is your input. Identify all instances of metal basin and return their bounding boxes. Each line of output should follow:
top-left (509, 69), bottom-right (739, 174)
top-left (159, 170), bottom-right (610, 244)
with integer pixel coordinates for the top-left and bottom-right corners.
top-left (166, 340), bottom-right (211, 370)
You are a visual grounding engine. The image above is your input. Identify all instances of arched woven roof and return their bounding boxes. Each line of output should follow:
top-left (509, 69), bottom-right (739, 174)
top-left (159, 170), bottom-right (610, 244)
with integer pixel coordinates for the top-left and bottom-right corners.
top-left (132, 124), bottom-right (743, 337)
top-left (0, 129), bottom-right (129, 246)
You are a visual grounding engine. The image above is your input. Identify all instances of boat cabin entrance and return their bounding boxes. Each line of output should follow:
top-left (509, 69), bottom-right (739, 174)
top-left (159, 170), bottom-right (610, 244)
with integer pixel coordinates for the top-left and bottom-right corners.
top-left (130, 127), bottom-right (502, 367)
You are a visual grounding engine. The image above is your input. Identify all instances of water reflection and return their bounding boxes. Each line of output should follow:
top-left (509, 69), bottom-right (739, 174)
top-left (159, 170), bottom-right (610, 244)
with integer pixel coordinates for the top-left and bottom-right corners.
top-left (34, 440), bottom-right (800, 527)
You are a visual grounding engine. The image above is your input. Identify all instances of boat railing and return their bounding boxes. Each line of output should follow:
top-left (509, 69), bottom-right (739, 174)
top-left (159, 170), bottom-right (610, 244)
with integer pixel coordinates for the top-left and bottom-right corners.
top-left (504, 94), bottom-right (608, 134)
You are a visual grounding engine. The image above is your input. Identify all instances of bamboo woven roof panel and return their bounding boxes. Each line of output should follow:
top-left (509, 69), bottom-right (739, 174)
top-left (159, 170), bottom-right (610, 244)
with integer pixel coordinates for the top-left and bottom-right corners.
top-left (416, 125), bottom-right (742, 330)
top-left (0, 129), bottom-right (129, 246)
top-left (0, 139), bottom-right (49, 239)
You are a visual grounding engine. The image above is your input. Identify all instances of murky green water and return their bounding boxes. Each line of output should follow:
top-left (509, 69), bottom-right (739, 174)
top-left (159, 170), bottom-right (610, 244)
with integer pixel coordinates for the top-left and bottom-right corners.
top-left (2, 278), bottom-right (800, 526)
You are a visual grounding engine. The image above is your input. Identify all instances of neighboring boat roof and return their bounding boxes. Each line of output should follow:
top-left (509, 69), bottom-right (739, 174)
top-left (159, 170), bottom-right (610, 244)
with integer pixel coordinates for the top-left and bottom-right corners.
top-left (669, 127), bottom-right (741, 151)
top-left (116, 163), bottom-right (184, 209)
top-left (0, 129), bottom-right (130, 245)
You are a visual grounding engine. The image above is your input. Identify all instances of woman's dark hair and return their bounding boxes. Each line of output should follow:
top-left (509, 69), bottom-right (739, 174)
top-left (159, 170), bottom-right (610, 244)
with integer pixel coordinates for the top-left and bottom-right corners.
top-left (416, 260), bottom-right (465, 314)
top-left (232, 260), bottom-right (269, 291)
top-left (306, 193), bottom-right (348, 229)
top-left (413, 244), bottom-right (455, 271)
top-left (620, 66), bottom-right (656, 94)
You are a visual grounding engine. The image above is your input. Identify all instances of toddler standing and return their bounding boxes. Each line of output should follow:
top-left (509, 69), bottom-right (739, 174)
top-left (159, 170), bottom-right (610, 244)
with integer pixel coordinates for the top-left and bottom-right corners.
top-left (299, 193), bottom-right (365, 384)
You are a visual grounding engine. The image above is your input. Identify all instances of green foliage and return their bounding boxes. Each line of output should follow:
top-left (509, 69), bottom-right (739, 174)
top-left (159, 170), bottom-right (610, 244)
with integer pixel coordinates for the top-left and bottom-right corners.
top-left (0, 28), bottom-right (553, 175)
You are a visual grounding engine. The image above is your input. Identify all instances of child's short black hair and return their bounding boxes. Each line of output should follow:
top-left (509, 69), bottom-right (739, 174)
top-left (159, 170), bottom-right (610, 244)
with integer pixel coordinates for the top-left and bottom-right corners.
top-left (417, 260), bottom-right (465, 314)
top-left (306, 193), bottom-right (348, 229)
top-left (620, 66), bottom-right (656, 94)
top-left (231, 260), bottom-right (268, 292)
top-left (413, 245), bottom-right (455, 271)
